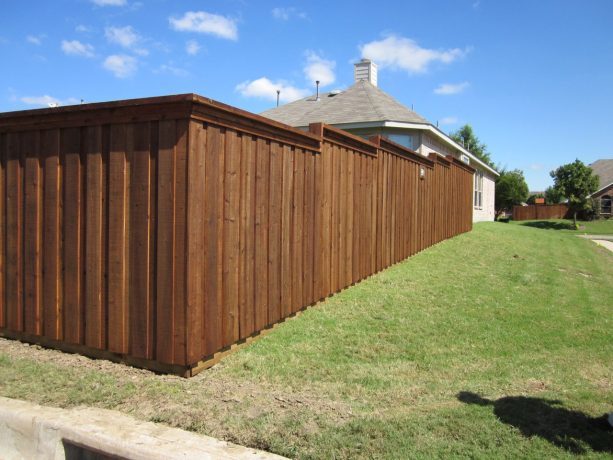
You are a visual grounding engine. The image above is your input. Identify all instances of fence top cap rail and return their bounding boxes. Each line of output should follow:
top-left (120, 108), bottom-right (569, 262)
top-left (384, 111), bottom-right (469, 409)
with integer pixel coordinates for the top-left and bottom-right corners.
top-left (371, 135), bottom-right (434, 167)
top-left (191, 94), bottom-right (321, 149)
top-left (0, 93), bottom-right (321, 150)
top-left (311, 122), bottom-right (378, 156)
top-left (0, 93), bottom-right (194, 120)
top-left (447, 155), bottom-right (476, 173)
top-left (428, 152), bottom-right (451, 166)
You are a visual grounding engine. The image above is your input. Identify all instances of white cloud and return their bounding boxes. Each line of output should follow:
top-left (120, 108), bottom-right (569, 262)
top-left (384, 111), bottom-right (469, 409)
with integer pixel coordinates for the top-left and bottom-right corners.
top-left (75, 25), bottom-right (91, 33)
top-left (103, 54), bottom-right (137, 78)
top-left (21, 95), bottom-right (79, 107)
top-left (169, 11), bottom-right (238, 41)
top-left (271, 7), bottom-right (307, 21)
top-left (434, 81), bottom-right (470, 95)
top-left (236, 77), bottom-right (309, 103)
top-left (61, 40), bottom-right (95, 58)
top-left (360, 35), bottom-right (469, 74)
top-left (105, 26), bottom-right (148, 56)
top-left (439, 116), bottom-right (459, 126)
top-left (26, 35), bottom-right (42, 45)
top-left (155, 64), bottom-right (190, 77)
top-left (303, 51), bottom-right (335, 87)
top-left (91, 0), bottom-right (126, 6)
top-left (529, 163), bottom-right (544, 171)
top-left (186, 39), bottom-right (200, 55)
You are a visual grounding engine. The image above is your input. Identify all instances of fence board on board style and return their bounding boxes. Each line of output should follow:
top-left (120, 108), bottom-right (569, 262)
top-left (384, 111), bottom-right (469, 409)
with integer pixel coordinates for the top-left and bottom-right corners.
top-left (0, 94), bottom-right (474, 376)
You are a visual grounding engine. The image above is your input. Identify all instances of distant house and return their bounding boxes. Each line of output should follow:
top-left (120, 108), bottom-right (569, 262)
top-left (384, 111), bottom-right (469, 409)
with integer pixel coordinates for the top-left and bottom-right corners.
top-left (589, 159), bottom-right (613, 217)
top-left (261, 59), bottom-right (499, 222)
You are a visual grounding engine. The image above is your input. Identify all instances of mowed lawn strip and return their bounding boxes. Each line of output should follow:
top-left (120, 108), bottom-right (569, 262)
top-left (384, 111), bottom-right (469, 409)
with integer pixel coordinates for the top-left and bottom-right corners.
top-left (1, 222), bottom-right (612, 459)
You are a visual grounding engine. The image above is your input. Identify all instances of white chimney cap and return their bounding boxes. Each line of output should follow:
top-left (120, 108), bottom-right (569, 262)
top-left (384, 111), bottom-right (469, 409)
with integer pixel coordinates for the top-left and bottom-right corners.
top-left (354, 59), bottom-right (378, 87)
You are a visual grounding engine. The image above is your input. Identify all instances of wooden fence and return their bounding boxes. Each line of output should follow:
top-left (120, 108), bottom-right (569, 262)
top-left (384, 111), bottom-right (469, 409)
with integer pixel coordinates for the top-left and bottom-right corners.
top-left (512, 204), bottom-right (570, 221)
top-left (0, 94), bottom-right (474, 376)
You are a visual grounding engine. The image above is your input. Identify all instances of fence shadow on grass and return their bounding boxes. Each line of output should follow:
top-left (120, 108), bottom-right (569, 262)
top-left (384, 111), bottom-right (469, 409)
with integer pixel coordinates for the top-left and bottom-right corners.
top-left (457, 391), bottom-right (613, 455)
top-left (518, 220), bottom-right (574, 231)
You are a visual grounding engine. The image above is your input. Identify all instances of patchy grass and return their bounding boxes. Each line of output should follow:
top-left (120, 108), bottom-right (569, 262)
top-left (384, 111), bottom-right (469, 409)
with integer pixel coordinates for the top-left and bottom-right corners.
top-left (511, 218), bottom-right (613, 234)
top-left (1, 222), bottom-right (612, 459)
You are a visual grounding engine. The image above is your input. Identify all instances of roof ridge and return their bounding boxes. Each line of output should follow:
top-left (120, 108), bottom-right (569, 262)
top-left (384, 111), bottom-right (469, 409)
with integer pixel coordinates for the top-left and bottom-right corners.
top-left (359, 81), bottom-right (387, 120)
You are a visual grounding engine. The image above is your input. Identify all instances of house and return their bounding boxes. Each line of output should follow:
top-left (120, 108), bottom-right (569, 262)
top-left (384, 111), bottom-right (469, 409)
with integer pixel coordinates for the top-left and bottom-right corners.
top-left (589, 159), bottom-right (613, 217)
top-left (261, 59), bottom-right (499, 222)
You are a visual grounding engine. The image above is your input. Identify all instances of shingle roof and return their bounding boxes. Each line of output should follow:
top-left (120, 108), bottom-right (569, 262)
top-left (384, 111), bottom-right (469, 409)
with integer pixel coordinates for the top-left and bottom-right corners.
top-left (590, 159), bottom-right (613, 190)
top-left (261, 80), bottom-right (430, 127)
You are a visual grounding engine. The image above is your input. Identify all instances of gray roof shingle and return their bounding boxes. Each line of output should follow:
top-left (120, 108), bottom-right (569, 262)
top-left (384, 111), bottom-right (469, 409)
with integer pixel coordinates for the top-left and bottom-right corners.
top-left (590, 159), bottom-right (613, 190)
top-left (261, 80), bottom-right (430, 127)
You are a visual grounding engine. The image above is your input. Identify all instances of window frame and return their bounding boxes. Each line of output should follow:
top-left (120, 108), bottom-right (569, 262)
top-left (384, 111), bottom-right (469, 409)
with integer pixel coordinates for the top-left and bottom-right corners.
top-left (474, 171), bottom-right (483, 209)
top-left (601, 194), bottom-right (612, 215)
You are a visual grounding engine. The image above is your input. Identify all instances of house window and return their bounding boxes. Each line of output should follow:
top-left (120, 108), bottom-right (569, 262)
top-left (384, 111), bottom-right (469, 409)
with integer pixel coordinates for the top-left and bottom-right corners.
top-left (386, 134), bottom-right (413, 150)
top-left (474, 171), bottom-right (483, 209)
top-left (601, 195), bottom-right (612, 215)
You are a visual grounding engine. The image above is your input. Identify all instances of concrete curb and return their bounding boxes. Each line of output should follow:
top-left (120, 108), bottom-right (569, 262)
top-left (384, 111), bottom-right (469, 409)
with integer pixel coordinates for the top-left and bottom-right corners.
top-left (0, 396), bottom-right (288, 460)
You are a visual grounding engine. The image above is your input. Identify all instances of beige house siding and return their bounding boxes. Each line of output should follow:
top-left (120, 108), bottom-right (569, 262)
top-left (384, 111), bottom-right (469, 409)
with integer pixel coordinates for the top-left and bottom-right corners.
top-left (419, 132), bottom-right (456, 157)
top-left (473, 172), bottom-right (496, 221)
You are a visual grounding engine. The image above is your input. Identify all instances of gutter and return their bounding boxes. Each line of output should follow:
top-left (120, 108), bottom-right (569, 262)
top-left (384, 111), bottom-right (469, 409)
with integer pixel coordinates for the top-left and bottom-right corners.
top-left (327, 120), bottom-right (500, 177)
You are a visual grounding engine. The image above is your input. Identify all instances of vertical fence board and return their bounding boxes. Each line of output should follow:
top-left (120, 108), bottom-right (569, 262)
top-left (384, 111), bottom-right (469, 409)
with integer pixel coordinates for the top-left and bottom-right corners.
top-left (128, 123), bottom-right (152, 359)
top-left (23, 132), bottom-right (42, 335)
top-left (268, 142), bottom-right (282, 324)
top-left (222, 130), bottom-right (241, 346)
top-left (172, 119), bottom-right (188, 364)
top-left (254, 138), bottom-right (270, 330)
top-left (203, 124), bottom-right (223, 356)
top-left (156, 120), bottom-right (176, 363)
top-left (0, 135), bottom-right (5, 329)
top-left (61, 128), bottom-right (82, 343)
top-left (303, 152), bottom-right (315, 306)
top-left (291, 150), bottom-right (304, 313)
top-left (280, 145), bottom-right (293, 318)
top-left (186, 121), bottom-right (205, 363)
top-left (107, 124), bottom-right (128, 354)
top-left (239, 134), bottom-right (256, 338)
top-left (6, 133), bottom-right (23, 332)
top-left (345, 150), bottom-right (354, 285)
top-left (84, 126), bottom-right (103, 348)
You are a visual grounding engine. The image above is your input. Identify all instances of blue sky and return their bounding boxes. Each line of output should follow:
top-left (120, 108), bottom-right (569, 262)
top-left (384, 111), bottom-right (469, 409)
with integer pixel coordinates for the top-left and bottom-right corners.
top-left (2, 0), bottom-right (612, 190)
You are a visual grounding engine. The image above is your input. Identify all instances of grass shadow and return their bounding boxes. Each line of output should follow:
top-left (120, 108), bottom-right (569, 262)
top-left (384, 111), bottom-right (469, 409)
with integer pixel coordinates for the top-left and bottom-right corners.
top-left (517, 220), bottom-right (574, 231)
top-left (457, 391), bottom-right (613, 454)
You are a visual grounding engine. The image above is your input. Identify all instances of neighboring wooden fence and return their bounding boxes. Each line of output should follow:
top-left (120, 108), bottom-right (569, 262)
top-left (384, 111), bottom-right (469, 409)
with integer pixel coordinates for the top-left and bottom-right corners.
top-left (0, 94), bottom-right (474, 376)
top-left (512, 204), bottom-right (571, 221)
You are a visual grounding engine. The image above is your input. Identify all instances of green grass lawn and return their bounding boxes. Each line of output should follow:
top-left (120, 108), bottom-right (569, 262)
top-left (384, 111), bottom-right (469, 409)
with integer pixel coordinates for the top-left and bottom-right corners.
top-left (510, 218), bottom-right (613, 235)
top-left (1, 222), bottom-right (612, 459)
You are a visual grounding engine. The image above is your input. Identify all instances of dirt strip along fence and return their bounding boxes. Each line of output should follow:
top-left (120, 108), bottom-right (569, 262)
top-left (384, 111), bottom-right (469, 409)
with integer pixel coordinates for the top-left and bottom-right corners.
top-left (512, 204), bottom-right (571, 221)
top-left (0, 94), bottom-right (474, 376)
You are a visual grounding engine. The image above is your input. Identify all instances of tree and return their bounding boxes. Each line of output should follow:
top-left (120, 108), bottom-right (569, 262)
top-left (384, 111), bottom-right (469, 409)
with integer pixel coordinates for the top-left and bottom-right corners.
top-left (527, 193), bottom-right (545, 205)
top-left (450, 124), bottom-right (495, 168)
top-left (544, 185), bottom-right (564, 204)
top-left (495, 169), bottom-right (529, 219)
top-left (549, 160), bottom-right (599, 226)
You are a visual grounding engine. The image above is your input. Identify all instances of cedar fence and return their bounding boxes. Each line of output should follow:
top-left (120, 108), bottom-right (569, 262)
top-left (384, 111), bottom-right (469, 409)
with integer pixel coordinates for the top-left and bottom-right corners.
top-left (0, 94), bottom-right (474, 376)
top-left (512, 204), bottom-right (571, 221)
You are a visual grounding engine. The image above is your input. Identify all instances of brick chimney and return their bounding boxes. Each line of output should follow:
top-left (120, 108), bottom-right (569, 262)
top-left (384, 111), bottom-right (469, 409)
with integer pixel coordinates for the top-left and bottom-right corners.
top-left (354, 59), bottom-right (378, 87)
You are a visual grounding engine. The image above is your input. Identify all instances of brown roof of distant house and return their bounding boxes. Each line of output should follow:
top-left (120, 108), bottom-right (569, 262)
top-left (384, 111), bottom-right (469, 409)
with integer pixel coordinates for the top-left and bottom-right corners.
top-left (261, 79), bottom-right (430, 127)
top-left (590, 159), bottom-right (613, 190)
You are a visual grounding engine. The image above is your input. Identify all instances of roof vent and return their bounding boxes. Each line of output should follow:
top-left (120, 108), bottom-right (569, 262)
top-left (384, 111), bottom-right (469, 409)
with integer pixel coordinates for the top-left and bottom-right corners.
top-left (328, 90), bottom-right (342, 97)
top-left (354, 59), bottom-right (378, 87)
